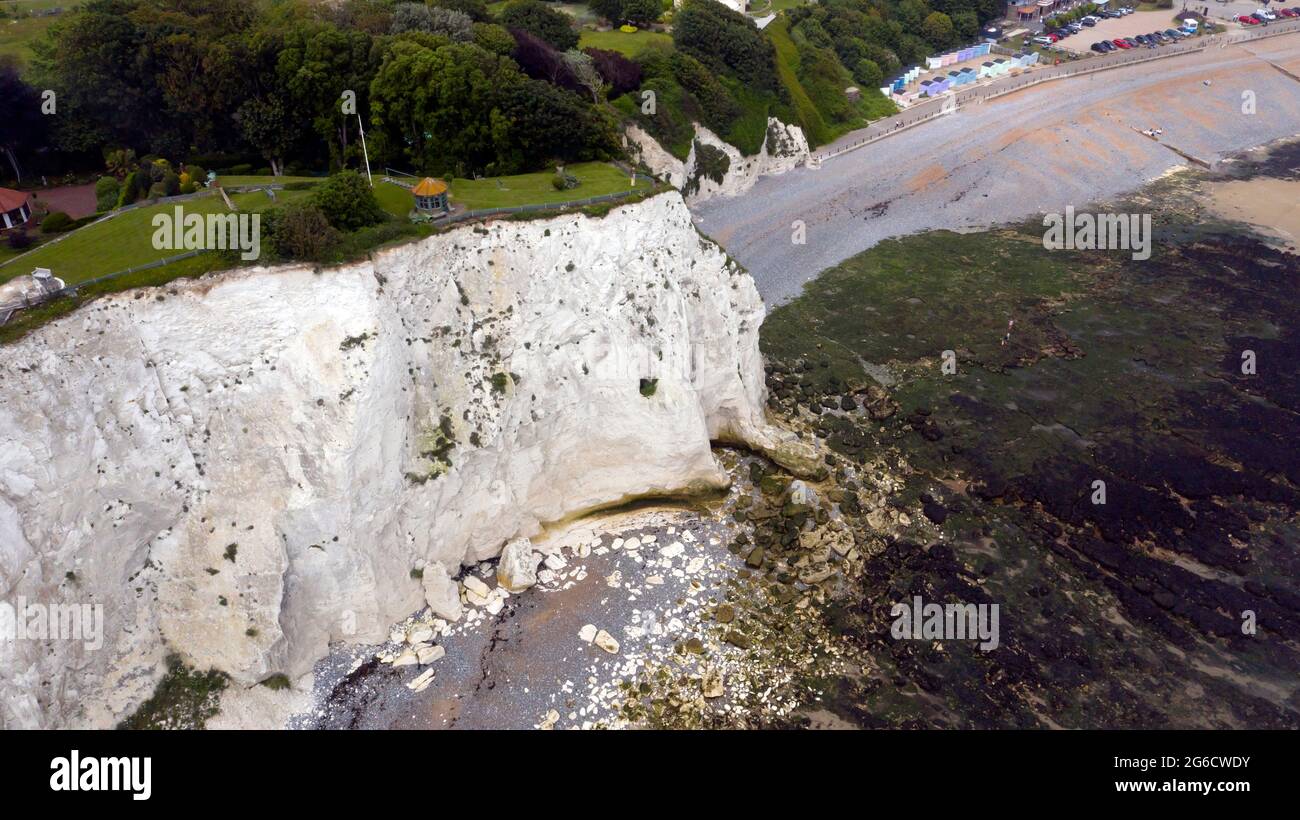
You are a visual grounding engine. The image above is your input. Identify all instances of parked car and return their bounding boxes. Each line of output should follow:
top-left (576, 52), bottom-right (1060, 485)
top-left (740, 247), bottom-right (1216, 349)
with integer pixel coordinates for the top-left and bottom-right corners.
top-left (1278, 8), bottom-right (1298, 17)
top-left (1034, 35), bottom-right (1055, 45)
top-left (1255, 8), bottom-right (1276, 20)
top-left (1113, 38), bottom-right (1131, 48)
top-left (1090, 41), bottom-right (1106, 52)
top-left (1238, 15), bottom-right (1259, 25)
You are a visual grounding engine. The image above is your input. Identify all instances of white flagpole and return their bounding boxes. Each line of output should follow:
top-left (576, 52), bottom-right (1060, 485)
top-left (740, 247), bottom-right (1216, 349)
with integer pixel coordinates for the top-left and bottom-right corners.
top-left (357, 113), bottom-right (373, 186)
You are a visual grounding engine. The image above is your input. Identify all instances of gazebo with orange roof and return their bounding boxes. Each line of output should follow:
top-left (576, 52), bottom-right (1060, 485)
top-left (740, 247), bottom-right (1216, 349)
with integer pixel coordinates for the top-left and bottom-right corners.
top-left (411, 177), bottom-right (449, 215)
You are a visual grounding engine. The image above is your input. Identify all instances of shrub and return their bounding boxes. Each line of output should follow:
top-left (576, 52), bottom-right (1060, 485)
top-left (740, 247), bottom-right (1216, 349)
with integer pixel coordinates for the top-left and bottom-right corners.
top-left (500, 0), bottom-right (579, 51)
top-left (311, 170), bottom-right (387, 231)
top-left (94, 177), bottom-right (121, 212)
top-left (551, 168), bottom-right (579, 190)
top-left (269, 202), bottom-right (339, 262)
top-left (6, 230), bottom-right (33, 250)
top-left (40, 211), bottom-right (74, 233)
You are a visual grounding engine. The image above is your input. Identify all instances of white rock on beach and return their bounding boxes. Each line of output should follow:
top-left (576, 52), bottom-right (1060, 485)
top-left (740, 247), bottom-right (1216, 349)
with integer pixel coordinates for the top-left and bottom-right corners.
top-left (497, 536), bottom-right (539, 592)
top-left (594, 630), bottom-right (621, 655)
top-left (407, 668), bottom-right (435, 692)
top-left (416, 644), bottom-right (445, 665)
top-left (422, 562), bottom-right (464, 623)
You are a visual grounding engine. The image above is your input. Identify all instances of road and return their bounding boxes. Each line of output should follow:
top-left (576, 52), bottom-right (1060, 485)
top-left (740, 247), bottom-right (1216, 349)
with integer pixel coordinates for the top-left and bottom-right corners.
top-left (692, 32), bottom-right (1300, 305)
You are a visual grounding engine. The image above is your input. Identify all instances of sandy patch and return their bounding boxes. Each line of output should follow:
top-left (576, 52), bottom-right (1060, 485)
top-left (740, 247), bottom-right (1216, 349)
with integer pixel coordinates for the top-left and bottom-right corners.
top-left (1201, 176), bottom-right (1300, 251)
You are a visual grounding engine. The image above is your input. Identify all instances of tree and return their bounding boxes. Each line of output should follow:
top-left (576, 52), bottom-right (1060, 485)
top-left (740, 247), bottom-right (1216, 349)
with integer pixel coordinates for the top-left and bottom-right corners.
top-left (854, 58), bottom-right (883, 89)
top-left (277, 24), bottom-right (381, 172)
top-left (391, 2), bottom-right (436, 33)
top-left (588, 0), bottom-right (625, 24)
top-left (472, 22), bottom-right (517, 55)
top-left (311, 170), bottom-right (386, 231)
top-left (432, 0), bottom-right (491, 22)
top-left (496, 78), bottom-right (620, 169)
top-left (0, 66), bottom-right (48, 181)
top-left (511, 28), bottom-right (582, 93)
top-left (622, 0), bottom-right (662, 26)
top-left (672, 0), bottom-right (776, 90)
top-left (585, 47), bottom-right (642, 98)
top-left (563, 50), bottom-right (603, 102)
top-left (921, 12), bottom-right (957, 50)
top-left (952, 10), bottom-right (979, 39)
top-left (500, 0), bottom-right (579, 51)
top-left (428, 8), bottom-right (476, 40)
top-left (235, 96), bottom-right (297, 176)
top-left (369, 40), bottom-right (527, 175)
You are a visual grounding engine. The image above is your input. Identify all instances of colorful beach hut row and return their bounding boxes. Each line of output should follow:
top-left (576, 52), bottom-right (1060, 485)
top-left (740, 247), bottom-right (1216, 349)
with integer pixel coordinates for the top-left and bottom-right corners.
top-left (917, 67), bottom-right (976, 96)
top-left (924, 42), bottom-right (992, 71)
top-left (885, 66), bottom-right (923, 95)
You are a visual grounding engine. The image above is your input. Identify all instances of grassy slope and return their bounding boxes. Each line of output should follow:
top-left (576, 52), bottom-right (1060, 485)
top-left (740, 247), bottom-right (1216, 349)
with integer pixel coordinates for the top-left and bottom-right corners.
top-left (0, 189), bottom-right (309, 286)
top-left (767, 16), bottom-right (833, 146)
top-left (579, 28), bottom-right (673, 57)
top-left (377, 162), bottom-right (649, 214)
top-left (0, 1), bottom-right (81, 69)
top-left (767, 16), bottom-right (897, 147)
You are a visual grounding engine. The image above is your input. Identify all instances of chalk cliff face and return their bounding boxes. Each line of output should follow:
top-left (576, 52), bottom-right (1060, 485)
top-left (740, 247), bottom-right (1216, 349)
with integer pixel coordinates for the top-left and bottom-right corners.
top-left (0, 192), bottom-right (813, 728)
top-left (626, 118), bottom-right (810, 204)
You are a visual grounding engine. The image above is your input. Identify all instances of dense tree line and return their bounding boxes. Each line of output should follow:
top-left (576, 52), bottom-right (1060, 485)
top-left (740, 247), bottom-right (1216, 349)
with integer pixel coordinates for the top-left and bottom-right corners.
top-left (10, 0), bottom-right (618, 180)
top-left (789, 0), bottom-right (1002, 87)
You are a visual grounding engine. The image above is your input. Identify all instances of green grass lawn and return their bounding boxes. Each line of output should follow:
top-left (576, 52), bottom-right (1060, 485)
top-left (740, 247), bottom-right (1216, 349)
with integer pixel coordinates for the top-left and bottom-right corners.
top-left (578, 28), bottom-right (672, 57)
top-left (0, 189), bottom-right (309, 286)
top-left (215, 175), bottom-right (323, 187)
top-left (0, 1), bottom-right (82, 69)
top-left (377, 162), bottom-right (649, 214)
top-left (4, 163), bottom-right (643, 286)
top-left (449, 162), bottom-right (648, 210)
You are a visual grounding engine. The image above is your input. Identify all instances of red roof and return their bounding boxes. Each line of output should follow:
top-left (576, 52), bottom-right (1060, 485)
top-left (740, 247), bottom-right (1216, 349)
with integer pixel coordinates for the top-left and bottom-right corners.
top-left (0, 188), bottom-right (31, 212)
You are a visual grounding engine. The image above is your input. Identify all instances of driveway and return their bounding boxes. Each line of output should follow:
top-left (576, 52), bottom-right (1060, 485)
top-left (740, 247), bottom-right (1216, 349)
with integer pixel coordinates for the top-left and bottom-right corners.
top-left (30, 183), bottom-right (97, 220)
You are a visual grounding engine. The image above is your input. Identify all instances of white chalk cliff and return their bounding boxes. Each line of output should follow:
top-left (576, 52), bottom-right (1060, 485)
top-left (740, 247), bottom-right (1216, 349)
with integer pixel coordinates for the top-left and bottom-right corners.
top-left (0, 192), bottom-right (815, 728)
top-left (626, 117), bottom-right (810, 204)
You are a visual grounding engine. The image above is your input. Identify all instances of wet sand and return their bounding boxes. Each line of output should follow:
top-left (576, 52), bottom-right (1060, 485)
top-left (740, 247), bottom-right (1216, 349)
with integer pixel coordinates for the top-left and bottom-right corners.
top-left (1200, 176), bottom-right (1300, 251)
